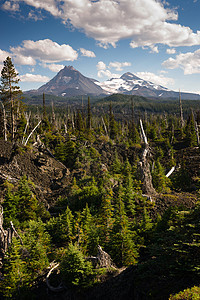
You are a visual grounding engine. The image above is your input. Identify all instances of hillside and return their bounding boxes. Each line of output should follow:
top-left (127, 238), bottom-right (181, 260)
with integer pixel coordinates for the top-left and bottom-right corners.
top-left (1, 96), bottom-right (200, 299)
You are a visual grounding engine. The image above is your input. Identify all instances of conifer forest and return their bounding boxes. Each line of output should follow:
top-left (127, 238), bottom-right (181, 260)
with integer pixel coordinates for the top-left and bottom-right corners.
top-left (1, 57), bottom-right (200, 300)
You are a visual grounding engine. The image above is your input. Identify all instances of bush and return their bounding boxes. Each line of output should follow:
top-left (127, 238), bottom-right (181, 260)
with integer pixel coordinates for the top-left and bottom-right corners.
top-left (169, 286), bottom-right (200, 299)
top-left (60, 243), bottom-right (95, 289)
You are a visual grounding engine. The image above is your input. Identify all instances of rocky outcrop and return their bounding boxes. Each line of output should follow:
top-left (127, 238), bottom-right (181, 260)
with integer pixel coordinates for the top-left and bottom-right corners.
top-left (0, 140), bottom-right (70, 205)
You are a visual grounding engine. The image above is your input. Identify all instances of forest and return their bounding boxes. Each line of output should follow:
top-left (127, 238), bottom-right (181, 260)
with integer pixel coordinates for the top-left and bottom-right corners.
top-left (1, 57), bottom-right (200, 299)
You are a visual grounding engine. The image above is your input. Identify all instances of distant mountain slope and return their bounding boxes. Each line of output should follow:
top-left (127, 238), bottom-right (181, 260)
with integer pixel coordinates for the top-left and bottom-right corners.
top-left (26, 66), bottom-right (106, 97)
top-left (96, 72), bottom-right (200, 100)
top-left (25, 66), bottom-right (200, 100)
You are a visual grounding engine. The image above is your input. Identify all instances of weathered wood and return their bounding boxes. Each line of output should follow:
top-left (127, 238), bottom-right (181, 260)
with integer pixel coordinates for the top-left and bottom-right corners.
top-left (0, 101), bottom-right (7, 141)
top-left (22, 111), bottom-right (31, 144)
top-left (24, 120), bottom-right (41, 146)
top-left (179, 90), bottom-right (184, 128)
top-left (102, 116), bottom-right (108, 136)
top-left (138, 119), bottom-right (156, 195)
top-left (166, 166), bottom-right (175, 178)
top-left (46, 262), bottom-right (65, 292)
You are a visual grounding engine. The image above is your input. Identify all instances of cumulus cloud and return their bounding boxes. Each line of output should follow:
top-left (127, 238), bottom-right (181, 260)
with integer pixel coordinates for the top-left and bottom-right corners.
top-left (97, 61), bottom-right (130, 78)
top-left (13, 54), bottom-right (36, 65)
top-left (80, 48), bottom-right (96, 57)
top-left (42, 63), bottom-right (65, 72)
top-left (6, 0), bottom-right (200, 49)
top-left (2, 1), bottom-right (20, 11)
top-left (166, 48), bottom-right (176, 54)
top-left (19, 73), bottom-right (50, 82)
top-left (10, 39), bottom-right (78, 65)
top-left (109, 62), bottom-right (131, 71)
top-left (162, 49), bottom-right (200, 74)
top-left (0, 49), bottom-right (10, 62)
top-left (136, 71), bottom-right (175, 87)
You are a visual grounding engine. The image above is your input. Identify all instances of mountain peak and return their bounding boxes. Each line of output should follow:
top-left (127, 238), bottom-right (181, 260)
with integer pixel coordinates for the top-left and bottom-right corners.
top-left (29, 65), bottom-right (105, 97)
top-left (121, 72), bottom-right (141, 81)
top-left (64, 65), bottom-right (77, 71)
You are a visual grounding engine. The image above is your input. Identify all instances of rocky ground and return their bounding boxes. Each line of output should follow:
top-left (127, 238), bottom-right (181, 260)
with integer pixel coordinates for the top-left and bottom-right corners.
top-left (0, 140), bottom-right (70, 207)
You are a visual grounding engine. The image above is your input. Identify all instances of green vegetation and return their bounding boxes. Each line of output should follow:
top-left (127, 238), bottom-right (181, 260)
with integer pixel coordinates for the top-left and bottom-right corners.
top-left (1, 57), bottom-right (200, 299)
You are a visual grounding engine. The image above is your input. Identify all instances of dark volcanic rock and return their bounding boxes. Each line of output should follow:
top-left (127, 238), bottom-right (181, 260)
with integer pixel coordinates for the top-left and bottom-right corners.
top-left (0, 140), bottom-right (70, 205)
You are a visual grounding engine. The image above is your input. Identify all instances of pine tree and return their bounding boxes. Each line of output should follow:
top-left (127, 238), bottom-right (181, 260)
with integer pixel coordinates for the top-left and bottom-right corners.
top-left (152, 159), bottom-right (170, 193)
top-left (99, 189), bottom-right (114, 247)
top-left (110, 185), bottom-right (138, 266)
top-left (76, 109), bottom-right (84, 132)
top-left (0, 56), bottom-right (22, 140)
top-left (109, 103), bottom-right (118, 139)
top-left (185, 112), bottom-right (197, 147)
top-left (87, 96), bottom-right (92, 130)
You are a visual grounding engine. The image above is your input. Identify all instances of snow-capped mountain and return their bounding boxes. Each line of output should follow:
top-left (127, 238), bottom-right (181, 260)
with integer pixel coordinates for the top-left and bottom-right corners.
top-left (25, 67), bottom-right (200, 100)
top-left (95, 72), bottom-right (200, 100)
top-left (95, 72), bottom-right (170, 96)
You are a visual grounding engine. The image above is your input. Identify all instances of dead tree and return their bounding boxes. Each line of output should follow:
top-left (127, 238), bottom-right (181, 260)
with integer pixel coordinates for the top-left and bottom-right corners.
top-left (24, 120), bottom-right (41, 146)
top-left (0, 101), bottom-right (7, 141)
top-left (179, 90), bottom-right (184, 129)
top-left (0, 205), bottom-right (22, 257)
top-left (137, 119), bottom-right (156, 195)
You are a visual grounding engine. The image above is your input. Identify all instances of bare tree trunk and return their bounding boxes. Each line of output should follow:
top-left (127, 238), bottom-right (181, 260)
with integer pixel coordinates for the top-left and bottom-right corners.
top-left (0, 101), bottom-right (7, 141)
top-left (179, 90), bottom-right (184, 129)
top-left (102, 116), bottom-right (108, 136)
top-left (22, 111), bottom-right (31, 144)
top-left (195, 121), bottom-right (200, 146)
top-left (24, 120), bottom-right (41, 146)
top-left (52, 101), bottom-right (56, 128)
top-left (138, 119), bottom-right (156, 195)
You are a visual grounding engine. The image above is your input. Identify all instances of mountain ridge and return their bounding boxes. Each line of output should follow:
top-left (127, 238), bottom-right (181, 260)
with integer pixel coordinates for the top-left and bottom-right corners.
top-left (25, 66), bottom-right (200, 100)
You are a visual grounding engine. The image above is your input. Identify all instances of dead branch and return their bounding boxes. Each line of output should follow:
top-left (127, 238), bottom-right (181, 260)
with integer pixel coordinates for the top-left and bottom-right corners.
top-left (46, 262), bottom-right (65, 292)
top-left (166, 166), bottom-right (175, 178)
top-left (24, 120), bottom-right (41, 146)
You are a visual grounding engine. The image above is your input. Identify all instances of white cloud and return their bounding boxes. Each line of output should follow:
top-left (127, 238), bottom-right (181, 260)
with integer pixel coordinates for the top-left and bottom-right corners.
top-left (166, 48), bottom-right (176, 54)
top-left (28, 10), bottom-right (43, 21)
top-left (2, 1), bottom-right (20, 11)
top-left (136, 71), bottom-right (175, 87)
top-left (0, 49), bottom-right (10, 62)
top-left (42, 63), bottom-right (64, 72)
top-left (19, 73), bottom-right (50, 82)
top-left (109, 62), bottom-right (131, 71)
top-left (11, 0), bottom-right (200, 49)
top-left (97, 61), bottom-right (121, 78)
top-left (13, 54), bottom-right (36, 65)
top-left (97, 61), bottom-right (107, 71)
top-left (98, 69), bottom-right (121, 79)
top-left (80, 48), bottom-right (96, 57)
top-left (10, 39), bottom-right (78, 64)
top-left (162, 49), bottom-right (200, 74)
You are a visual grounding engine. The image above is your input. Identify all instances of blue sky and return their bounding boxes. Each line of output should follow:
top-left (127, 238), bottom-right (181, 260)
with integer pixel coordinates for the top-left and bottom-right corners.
top-left (1, 0), bottom-right (200, 94)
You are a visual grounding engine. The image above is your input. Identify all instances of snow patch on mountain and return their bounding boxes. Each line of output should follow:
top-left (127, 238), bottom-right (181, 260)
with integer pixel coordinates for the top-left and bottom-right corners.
top-left (96, 72), bottom-right (171, 95)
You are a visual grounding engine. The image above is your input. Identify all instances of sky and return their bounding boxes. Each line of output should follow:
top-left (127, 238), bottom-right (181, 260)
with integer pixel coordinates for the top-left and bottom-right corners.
top-left (0, 0), bottom-right (200, 94)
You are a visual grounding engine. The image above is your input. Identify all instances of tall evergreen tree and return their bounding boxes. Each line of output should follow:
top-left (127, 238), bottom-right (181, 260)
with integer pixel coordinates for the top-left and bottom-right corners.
top-left (87, 96), bottom-right (92, 130)
top-left (110, 185), bottom-right (138, 266)
top-left (0, 56), bottom-right (22, 140)
top-left (109, 103), bottom-right (118, 139)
